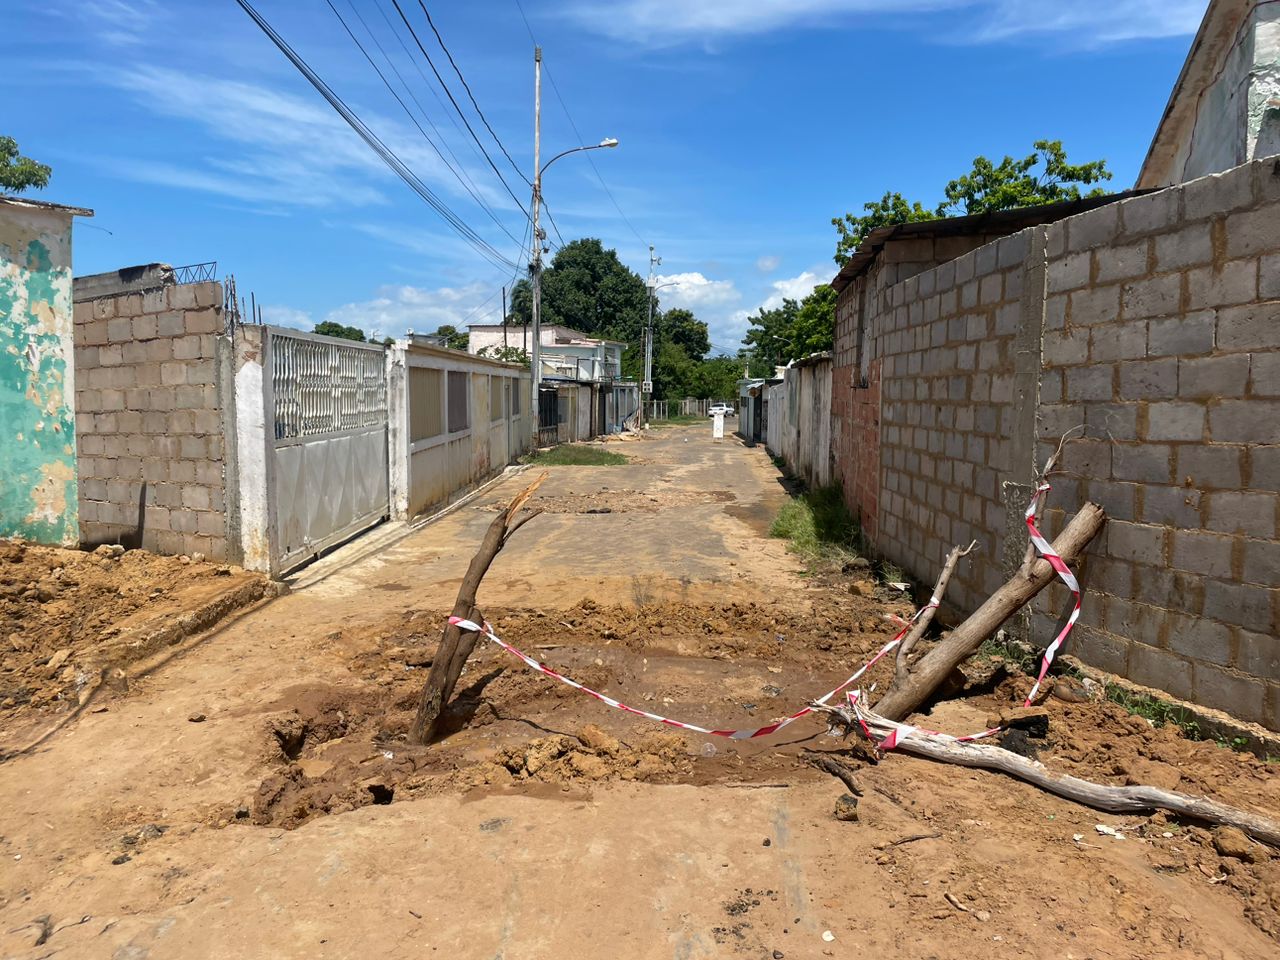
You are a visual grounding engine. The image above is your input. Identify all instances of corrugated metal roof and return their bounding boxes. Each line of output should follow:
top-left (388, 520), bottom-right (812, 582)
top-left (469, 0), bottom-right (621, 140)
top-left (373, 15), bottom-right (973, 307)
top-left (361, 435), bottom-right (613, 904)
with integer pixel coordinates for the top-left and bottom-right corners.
top-left (828, 190), bottom-right (1146, 293)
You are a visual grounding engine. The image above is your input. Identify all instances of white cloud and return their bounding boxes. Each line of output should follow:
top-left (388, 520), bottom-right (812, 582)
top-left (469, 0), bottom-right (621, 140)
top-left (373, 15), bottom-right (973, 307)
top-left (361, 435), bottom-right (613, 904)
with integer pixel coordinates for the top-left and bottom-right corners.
top-left (259, 305), bottom-right (312, 331)
top-left (317, 280), bottom-right (502, 342)
top-left (654, 271), bottom-right (740, 309)
top-left (761, 270), bottom-right (826, 310)
top-left (755, 255), bottom-right (781, 273)
top-left (562, 0), bottom-right (1204, 47)
top-left (97, 65), bottom-right (515, 219)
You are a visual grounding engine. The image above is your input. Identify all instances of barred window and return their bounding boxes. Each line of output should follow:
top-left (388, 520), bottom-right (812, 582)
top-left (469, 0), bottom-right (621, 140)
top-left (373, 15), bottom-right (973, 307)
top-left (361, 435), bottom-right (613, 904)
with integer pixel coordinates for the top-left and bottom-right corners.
top-left (490, 376), bottom-right (504, 421)
top-left (409, 367), bottom-right (442, 442)
top-left (447, 370), bottom-right (470, 433)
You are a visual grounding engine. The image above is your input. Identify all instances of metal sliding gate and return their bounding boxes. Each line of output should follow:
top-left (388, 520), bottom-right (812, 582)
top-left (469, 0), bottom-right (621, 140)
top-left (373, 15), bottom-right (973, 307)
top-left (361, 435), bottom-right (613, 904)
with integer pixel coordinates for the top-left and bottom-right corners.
top-left (265, 327), bottom-right (389, 575)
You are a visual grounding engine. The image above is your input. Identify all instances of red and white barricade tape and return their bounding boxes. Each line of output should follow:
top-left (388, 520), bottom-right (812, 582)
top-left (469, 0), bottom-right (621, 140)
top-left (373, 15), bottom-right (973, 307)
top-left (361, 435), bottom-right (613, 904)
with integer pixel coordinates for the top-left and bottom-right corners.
top-left (447, 478), bottom-right (1082, 748)
top-left (1021, 479), bottom-right (1082, 706)
top-left (450, 602), bottom-right (933, 740)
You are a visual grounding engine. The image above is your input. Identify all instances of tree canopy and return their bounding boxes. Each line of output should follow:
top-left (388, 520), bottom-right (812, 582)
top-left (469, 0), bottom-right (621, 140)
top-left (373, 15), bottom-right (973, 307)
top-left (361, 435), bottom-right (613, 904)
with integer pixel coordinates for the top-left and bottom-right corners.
top-left (0, 136), bottom-right (51, 195)
top-left (832, 139), bottom-right (1112, 265)
top-left (509, 237), bottom-right (736, 400)
top-left (432, 324), bottom-right (469, 351)
top-left (314, 321), bottom-right (367, 342)
top-left (741, 283), bottom-right (837, 376)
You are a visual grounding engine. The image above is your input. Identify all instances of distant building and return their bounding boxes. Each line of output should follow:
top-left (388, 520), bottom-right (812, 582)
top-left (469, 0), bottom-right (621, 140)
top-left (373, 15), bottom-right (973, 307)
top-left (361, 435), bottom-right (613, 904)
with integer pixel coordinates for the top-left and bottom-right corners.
top-left (1138, 0), bottom-right (1280, 187)
top-left (467, 323), bottom-right (637, 440)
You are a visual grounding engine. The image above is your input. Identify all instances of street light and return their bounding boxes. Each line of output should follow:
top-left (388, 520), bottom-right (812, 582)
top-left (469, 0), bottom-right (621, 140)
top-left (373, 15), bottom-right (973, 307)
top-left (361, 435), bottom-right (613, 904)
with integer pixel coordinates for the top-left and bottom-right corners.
top-left (530, 48), bottom-right (619, 440)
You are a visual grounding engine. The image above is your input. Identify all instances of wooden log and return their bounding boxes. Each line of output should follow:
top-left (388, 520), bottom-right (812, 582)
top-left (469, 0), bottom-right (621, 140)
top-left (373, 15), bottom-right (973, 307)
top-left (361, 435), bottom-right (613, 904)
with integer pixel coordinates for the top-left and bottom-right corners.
top-left (873, 502), bottom-right (1105, 721)
top-left (892, 540), bottom-right (976, 688)
top-left (816, 704), bottom-right (1280, 848)
top-left (409, 474), bottom-right (546, 744)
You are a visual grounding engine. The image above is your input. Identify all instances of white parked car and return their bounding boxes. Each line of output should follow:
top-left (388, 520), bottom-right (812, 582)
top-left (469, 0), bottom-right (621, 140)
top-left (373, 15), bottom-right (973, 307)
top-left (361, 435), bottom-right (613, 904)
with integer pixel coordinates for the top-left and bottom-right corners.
top-left (709, 404), bottom-right (734, 417)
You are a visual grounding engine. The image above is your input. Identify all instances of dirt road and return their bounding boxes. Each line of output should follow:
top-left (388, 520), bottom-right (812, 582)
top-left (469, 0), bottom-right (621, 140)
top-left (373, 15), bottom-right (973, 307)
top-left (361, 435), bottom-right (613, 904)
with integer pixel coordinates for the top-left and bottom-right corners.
top-left (1, 424), bottom-right (1277, 959)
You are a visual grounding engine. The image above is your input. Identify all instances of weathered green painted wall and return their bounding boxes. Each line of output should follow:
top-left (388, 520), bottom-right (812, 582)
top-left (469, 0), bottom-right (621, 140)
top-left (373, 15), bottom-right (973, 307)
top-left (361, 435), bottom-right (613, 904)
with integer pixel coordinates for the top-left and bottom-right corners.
top-left (0, 205), bottom-right (78, 545)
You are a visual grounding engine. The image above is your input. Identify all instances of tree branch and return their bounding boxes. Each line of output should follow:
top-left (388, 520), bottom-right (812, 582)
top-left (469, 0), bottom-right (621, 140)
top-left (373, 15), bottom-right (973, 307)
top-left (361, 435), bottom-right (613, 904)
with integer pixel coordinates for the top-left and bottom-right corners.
top-left (893, 540), bottom-right (976, 688)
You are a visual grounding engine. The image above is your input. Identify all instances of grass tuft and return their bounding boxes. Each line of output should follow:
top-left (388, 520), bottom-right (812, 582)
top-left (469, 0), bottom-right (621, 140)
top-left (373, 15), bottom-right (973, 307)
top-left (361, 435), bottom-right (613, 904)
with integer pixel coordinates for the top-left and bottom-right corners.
top-left (769, 485), bottom-right (862, 572)
top-left (522, 445), bottom-right (629, 466)
top-left (1103, 686), bottom-right (1204, 740)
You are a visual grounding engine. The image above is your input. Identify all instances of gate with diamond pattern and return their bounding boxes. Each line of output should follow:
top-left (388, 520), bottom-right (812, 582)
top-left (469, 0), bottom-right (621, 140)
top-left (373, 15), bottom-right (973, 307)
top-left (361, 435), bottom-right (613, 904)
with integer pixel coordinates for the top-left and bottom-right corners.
top-left (264, 327), bottom-right (389, 576)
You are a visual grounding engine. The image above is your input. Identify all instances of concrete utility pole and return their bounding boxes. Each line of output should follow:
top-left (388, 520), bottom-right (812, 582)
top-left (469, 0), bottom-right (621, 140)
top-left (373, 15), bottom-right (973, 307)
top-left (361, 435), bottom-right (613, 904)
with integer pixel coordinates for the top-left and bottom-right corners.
top-left (530, 46), bottom-right (543, 439)
top-left (526, 44), bottom-right (619, 442)
top-left (643, 244), bottom-right (660, 422)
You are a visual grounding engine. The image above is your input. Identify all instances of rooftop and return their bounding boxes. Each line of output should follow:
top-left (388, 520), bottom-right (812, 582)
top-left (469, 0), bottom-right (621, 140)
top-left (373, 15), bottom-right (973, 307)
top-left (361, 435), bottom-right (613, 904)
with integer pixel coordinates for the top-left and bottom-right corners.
top-left (829, 190), bottom-right (1146, 293)
top-left (0, 194), bottom-right (94, 217)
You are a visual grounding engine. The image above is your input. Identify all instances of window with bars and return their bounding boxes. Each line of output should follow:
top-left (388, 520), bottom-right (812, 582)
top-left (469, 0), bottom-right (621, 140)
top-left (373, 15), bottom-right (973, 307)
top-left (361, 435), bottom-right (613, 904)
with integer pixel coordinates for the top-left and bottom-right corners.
top-left (447, 370), bottom-right (470, 433)
top-left (409, 367), bottom-right (443, 442)
top-left (490, 376), bottom-right (504, 422)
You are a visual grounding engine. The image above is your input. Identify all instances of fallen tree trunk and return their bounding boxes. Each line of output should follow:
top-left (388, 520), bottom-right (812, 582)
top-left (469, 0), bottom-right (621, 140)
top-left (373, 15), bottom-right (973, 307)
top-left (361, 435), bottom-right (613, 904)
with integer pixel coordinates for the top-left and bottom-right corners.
top-left (815, 703), bottom-right (1280, 848)
top-left (409, 474), bottom-right (546, 744)
top-left (874, 502), bottom-right (1105, 721)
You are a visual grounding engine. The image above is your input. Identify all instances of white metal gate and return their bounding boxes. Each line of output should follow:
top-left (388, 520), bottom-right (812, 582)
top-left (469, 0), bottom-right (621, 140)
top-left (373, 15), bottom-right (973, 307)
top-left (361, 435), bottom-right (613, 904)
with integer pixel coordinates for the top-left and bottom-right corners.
top-left (265, 328), bottom-right (389, 575)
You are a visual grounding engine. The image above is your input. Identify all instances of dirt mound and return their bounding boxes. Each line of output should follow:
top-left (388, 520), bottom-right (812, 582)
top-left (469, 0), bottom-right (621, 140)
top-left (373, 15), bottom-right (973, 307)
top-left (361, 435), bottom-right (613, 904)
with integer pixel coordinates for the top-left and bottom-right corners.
top-left (0, 538), bottom-right (266, 725)
top-left (493, 724), bottom-right (692, 783)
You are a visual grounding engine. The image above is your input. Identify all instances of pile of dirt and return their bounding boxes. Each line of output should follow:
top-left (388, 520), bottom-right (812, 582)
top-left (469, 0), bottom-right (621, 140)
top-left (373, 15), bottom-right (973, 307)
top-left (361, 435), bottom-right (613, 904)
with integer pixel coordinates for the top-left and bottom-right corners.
top-left (0, 538), bottom-right (265, 723)
top-left (490, 488), bottom-right (737, 515)
top-left (493, 724), bottom-right (692, 783)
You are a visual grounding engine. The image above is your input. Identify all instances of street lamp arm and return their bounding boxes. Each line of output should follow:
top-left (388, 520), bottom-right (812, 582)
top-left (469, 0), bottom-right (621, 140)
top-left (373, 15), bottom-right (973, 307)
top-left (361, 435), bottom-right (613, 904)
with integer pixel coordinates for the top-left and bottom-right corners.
top-left (539, 138), bottom-right (619, 180)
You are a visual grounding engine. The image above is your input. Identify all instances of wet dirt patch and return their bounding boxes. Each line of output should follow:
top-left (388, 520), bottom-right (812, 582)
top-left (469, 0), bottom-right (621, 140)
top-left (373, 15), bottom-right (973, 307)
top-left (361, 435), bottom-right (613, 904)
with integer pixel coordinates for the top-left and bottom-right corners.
top-left (490, 488), bottom-right (737, 515)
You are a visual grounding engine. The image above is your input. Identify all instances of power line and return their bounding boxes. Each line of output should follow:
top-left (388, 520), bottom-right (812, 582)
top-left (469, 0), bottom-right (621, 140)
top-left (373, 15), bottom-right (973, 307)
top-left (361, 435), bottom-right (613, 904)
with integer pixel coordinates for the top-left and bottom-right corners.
top-left (234, 0), bottom-right (517, 271)
top-left (326, 0), bottom-right (525, 247)
top-left (418, 1), bottom-right (531, 187)
top-left (512, 0), bottom-right (647, 252)
top-left (390, 0), bottom-right (529, 216)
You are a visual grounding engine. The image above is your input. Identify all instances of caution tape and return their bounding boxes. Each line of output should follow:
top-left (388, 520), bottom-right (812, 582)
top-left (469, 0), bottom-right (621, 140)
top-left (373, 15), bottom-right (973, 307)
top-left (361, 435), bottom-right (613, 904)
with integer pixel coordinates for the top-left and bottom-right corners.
top-left (448, 478), bottom-right (1082, 748)
top-left (450, 604), bottom-right (931, 740)
top-left (1021, 479), bottom-right (1082, 706)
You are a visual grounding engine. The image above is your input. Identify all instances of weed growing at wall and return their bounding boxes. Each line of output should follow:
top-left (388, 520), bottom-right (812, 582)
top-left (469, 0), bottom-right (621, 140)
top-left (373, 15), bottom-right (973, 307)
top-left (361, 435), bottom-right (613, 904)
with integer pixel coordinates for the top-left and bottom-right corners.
top-left (770, 485), bottom-right (862, 572)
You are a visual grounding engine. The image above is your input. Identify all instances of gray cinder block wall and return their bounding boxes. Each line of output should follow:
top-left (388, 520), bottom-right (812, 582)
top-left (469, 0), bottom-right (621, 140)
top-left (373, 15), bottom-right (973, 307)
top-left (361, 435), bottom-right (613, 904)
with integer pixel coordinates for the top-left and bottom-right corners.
top-left (72, 273), bottom-right (229, 560)
top-left (833, 157), bottom-right (1280, 729)
top-left (1035, 159), bottom-right (1280, 728)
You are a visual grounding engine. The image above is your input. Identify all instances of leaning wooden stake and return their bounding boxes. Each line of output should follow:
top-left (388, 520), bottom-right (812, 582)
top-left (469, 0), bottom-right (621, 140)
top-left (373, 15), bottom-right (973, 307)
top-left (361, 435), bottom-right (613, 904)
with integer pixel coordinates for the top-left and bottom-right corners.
top-left (814, 703), bottom-right (1280, 848)
top-left (874, 502), bottom-right (1105, 721)
top-left (409, 473), bottom-right (546, 744)
top-left (892, 540), bottom-right (976, 689)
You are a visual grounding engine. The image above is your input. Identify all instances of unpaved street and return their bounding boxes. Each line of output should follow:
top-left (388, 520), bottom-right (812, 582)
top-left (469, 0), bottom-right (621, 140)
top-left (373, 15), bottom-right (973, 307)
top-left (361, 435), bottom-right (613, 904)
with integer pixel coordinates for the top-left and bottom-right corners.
top-left (1, 424), bottom-right (1277, 959)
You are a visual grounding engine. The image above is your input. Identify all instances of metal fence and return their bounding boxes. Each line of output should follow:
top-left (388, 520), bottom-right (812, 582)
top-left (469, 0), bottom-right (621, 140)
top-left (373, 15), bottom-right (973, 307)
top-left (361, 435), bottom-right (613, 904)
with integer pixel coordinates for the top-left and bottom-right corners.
top-left (271, 333), bottom-right (388, 440)
top-left (173, 261), bottom-right (217, 284)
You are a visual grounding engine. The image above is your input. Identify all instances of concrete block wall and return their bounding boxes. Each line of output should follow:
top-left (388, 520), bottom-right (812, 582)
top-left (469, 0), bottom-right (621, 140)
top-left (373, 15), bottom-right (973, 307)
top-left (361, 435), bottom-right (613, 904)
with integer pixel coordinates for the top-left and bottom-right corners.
top-left (1037, 159), bottom-right (1280, 728)
top-left (829, 156), bottom-right (1280, 729)
top-left (72, 280), bottom-right (229, 560)
top-left (871, 231), bottom-right (1037, 616)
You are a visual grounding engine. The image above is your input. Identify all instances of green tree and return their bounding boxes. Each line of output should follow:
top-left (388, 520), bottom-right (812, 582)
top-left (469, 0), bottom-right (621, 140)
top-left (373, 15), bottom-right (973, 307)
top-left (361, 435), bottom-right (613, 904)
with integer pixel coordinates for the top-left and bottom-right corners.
top-left (659, 308), bottom-right (710, 362)
top-left (791, 284), bottom-right (837, 356)
top-left (832, 192), bottom-right (937, 267)
top-left (314, 321), bottom-right (367, 342)
top-left (742, 298), bottom-right (798, 375)
top-left (477, 344), bottom-right (530, 365)
top-left (0, 136), bottom-right (51, 195)
top-left (831, 140), bottom-right (1112, 265)
top-left (938, 139), bottom-right (1112, 217)
top-left (741, 284), bottom-right (837, 374)
top-left (508, 238), bottom-right (649, 341)
top-left (433, 324), bottom-right (470, 351)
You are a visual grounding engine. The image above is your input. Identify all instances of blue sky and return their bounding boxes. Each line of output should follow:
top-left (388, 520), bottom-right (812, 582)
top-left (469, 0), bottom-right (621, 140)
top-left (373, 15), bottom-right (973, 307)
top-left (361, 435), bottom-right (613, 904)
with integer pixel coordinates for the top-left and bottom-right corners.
top-left (4, 0), bottom-right (1206, 351)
